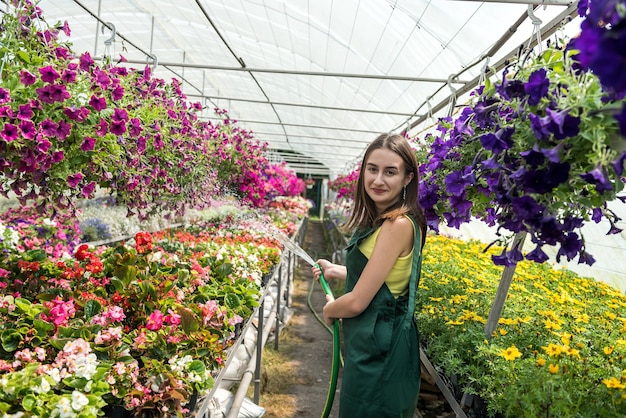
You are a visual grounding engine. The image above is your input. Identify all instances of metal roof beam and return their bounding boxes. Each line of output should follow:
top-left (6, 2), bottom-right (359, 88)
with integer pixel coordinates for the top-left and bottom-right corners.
top-left (119, 59), bottom-right (472, 84)
top-left (189, 94), bottom-right (419, 117)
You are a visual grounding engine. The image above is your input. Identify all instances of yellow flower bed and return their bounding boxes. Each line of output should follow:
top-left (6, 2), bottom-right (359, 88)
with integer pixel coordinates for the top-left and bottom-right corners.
top-left (417, 234), bottom-right (626, 417)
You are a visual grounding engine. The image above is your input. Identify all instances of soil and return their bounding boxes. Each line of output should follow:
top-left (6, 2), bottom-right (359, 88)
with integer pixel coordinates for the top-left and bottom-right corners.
top-left (258, 219), bottom-right (455, 418)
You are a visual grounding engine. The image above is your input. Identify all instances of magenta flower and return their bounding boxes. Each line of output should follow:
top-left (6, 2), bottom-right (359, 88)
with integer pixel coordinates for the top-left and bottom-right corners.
top-left (55, 120), bottom-right (72, 140)
top-left (80, 136), bottom-right (96, 151)
top-left (79, 51), bottom-right (94, 71)
top-left (110, 120), bottom-right (127, 135)
top-left (60, 68), bottom-right (76, 84)
top-left (17, 104), bottom-right (34, 120)
top-left (60, 20), bottom-right (71, 36)
top-left (36, 138), bottom-right (51, 153)
top-left (1, 122), bottom-right (18, 142)
top-left (38, 65), bottom-right (60, 83)
top-left (0, 87), bottom-right (10, 104)
top-left (81, 181), bottom-right (96, 198)
top-left (88, 95), bottom-right (107, 111)
top-left (146, 310), bottom-right (164, 331)
top-left (95, 118), bottom-right (109, 136)
top-left (67, 172), bottom-right (83, 187)
top-left (40, 119), bottom-right (58, 137)
top-left (52, 150), bottom-right (64, 163)
top-left (111, 85), bottom-right (125, 101)
top-left (19, 70), bottom-right (37, 86)
top-left (112, 108), bottom-right (129, 122)
top-left (19, 120), bottom-right (36, 140)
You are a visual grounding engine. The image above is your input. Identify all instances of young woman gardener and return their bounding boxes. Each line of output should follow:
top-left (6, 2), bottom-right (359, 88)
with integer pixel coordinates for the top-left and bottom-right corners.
top-left (313, 133), bottom-right (427, 418)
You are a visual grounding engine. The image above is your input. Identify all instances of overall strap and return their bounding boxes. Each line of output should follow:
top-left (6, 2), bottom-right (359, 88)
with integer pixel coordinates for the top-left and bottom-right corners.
top-left (406, 216), bottom-right (422, 323)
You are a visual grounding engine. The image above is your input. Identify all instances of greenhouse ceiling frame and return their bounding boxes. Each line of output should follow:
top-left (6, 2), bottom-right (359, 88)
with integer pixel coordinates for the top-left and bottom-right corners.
top-left (31, 0), bottom-right (580, 177)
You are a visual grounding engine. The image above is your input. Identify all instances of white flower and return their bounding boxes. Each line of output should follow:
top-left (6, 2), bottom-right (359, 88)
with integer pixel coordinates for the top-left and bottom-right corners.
top-left (71, 390), bottom-right (89, 411)
top-left (56, 397), bottom-right (75, 418)
top-left (73, 353), bottom-right (98, 379)
top-left (33, 377), bottom-right (51, 394)
top-left (46, 367), bottom-right (62, 383)
top-left (43, 218), bottom-right (56, 227)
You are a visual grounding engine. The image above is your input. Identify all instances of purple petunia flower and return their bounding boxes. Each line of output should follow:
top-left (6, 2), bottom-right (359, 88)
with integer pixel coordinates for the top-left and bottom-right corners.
top-left (19, 120), bottom-right (36, 140)
top-left (128, 118), bottom-right (143, 137)
top-left (492, 247), bottom-right (524, 267)
top-left (520, 147), bottom-right (545, 167)
top-left (112, 108), bottom-right (129, 122)
top-left (111, 85), bottom-right (125, 101)
top-left (110, 120), bottom-right (127, 135)
top-left (89, 95), bottom-right (107, 112)
top-left (577, 250), bottom-right (596, 266)
top-left (511, 195), bottom-right (543, 220)
top-left (56, 120), bottom-right (72, 141)
top-left (0, 88), bottom-right (10, 104)
top-left (19, 70), bottom-right (37, 86)
top-left (556, 232), bottom-right (583, 262)
top-left (17, 104), bottom-right (34, 120)
top-left (526, 245), bottom-right (549, 263)
top-left (67, 172), bottom-right (83, 187)
top-left (55, 47), bottom-right (71, 61)
top-left (79, 52), bottom-right (94, 71)
top-left (61, 69), bottom-right (77, 84)
top-left (36, 138), bottom-right (51, 154)
top-left (611, 151), bottom-right (626, 176)
top-left (1, 123), bottom-right (18, 142)
top-left (95, 118), bottom-right (109, 137)
top-left (52, 150), bottom-right (64, 163)
top-left (580, 166), bottom-right (614, 193)
top-left (524, 69), bottom-right (550, 106)
top-left (39, 65), bottom-right (60, 83)
top-left (40, 119), bottom-right (58, 137)
top-left (81, 136), bottom-right (96, 151)
top-left (82, 181), bottom-right (96, 198)
top-left (480, 127), bottom-right (514, 155)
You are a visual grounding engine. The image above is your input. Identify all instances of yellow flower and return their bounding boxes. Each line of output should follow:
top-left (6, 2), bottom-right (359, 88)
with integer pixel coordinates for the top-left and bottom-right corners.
top-left (537, 358), bottom-right (546, 367)
top-left (560, 333), bottom-right (572, 346)
top-left (549, 364), bottom-right (559, 374)
top-left (543, 343), bottom-right (563, 357)
top-left (499, 328), bottom-right (508, 336)
top-left (603, 377), bottom-right (625, 389)
top-left (565, 347), bottom-right (580, 358)
top-left (499, 345), bottom-right (522, 361)
top-left (604, 346), bottom-right (614, 355)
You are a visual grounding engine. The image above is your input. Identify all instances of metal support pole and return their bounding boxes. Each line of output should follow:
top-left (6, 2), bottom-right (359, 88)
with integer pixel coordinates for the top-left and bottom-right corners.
top-left (274, 266), bottom-right (282, 350)
top-left (253, 300), bottom-right (264, 404)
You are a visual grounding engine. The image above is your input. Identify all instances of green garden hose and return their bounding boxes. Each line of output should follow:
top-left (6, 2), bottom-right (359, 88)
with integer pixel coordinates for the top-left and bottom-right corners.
top-left (314, 266), bottom-right (341, 418)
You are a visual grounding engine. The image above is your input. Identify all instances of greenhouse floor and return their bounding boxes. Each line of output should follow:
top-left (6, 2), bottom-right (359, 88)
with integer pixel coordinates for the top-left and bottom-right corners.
top-left (257, 220), bottom-right (453, 418)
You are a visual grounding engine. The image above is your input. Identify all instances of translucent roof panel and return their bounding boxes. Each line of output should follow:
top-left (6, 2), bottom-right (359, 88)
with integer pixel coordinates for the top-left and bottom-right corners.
top-left (35, 0), bottom-right (580, 176)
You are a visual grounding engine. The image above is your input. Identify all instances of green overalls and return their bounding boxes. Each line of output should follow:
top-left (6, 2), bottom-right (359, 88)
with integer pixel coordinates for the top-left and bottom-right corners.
top-left (339, 218), bottom-right (422, 418)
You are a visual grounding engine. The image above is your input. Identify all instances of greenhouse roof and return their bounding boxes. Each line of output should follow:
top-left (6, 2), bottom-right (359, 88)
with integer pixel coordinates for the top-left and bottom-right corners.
top-left (35, 0), bottom-right (580, 177)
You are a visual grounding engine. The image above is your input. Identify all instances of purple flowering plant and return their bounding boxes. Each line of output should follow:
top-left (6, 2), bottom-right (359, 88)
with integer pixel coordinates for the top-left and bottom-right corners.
top-left (0, 1), bottom-right (304, 221)
top-left (419, 43), bottom-right (625, 267)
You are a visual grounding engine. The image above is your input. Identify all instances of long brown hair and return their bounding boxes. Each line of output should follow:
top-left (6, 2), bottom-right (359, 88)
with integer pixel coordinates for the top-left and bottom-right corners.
top-left (343, 133), bottom-right (426, 244)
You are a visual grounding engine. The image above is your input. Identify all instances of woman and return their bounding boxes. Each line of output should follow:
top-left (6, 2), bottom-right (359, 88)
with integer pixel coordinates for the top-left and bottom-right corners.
top-left (313, 133), bottom-right (426, 418)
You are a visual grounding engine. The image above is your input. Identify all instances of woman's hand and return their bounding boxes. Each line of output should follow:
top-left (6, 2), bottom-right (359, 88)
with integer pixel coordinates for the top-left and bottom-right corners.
top-left (312, 259), bottom-right (343, 282)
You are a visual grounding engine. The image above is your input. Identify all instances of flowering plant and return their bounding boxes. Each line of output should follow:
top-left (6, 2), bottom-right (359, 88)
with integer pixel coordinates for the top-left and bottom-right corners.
top-left (416, 234), bottom-right (626, 417)
top-left (419, 43), bottom-right (625, 267)
top-left (328, 167), bottom-right (359, 200)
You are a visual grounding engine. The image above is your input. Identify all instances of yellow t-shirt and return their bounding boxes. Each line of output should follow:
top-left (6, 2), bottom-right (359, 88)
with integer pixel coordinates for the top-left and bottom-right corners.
top-left (357, 217), bottom-right (414, 298)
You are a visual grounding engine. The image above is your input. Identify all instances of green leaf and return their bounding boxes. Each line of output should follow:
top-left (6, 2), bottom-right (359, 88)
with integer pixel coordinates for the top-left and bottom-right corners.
top-left (16, 49), bottom-right (30, 64)
top-left (224, 293), bottom-right (241, 309)
top-left (1, 331), bottom-right (21, 352)
top-left (21, 394), bottom-right (36, 411)
top-left (177, 307), bottom-right (199, 333)
top-left (84, 299), bottom-right (102, 320)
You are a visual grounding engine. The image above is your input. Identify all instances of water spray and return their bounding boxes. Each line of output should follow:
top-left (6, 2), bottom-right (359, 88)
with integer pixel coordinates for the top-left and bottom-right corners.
top-left (274, 233), bottom-right (340, 418)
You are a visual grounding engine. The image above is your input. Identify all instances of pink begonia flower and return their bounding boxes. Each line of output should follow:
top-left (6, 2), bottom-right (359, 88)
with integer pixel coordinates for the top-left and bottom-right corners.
top-left (165, 309), bottom-right (181, 325)
top-left (106, 305), bottom-right (126, 322)
top-left (146, 310), bottom-right (164, 331)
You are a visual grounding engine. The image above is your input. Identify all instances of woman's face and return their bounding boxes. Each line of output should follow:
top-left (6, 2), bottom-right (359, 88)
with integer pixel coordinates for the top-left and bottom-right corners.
top-left (363, 148), bottom-right (413, 213)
